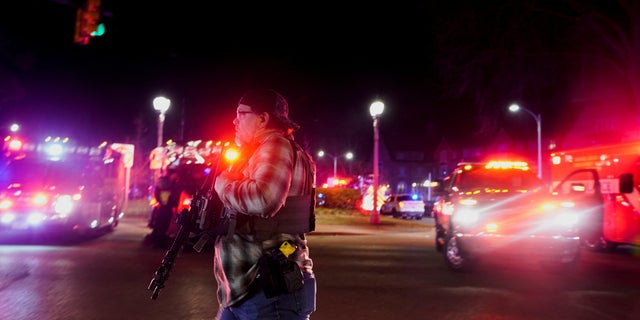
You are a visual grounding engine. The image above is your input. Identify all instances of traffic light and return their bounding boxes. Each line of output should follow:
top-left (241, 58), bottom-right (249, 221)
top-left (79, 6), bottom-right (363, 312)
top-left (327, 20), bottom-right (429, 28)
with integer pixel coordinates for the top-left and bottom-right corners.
top-left (73, 0), bottom-right (103, 45)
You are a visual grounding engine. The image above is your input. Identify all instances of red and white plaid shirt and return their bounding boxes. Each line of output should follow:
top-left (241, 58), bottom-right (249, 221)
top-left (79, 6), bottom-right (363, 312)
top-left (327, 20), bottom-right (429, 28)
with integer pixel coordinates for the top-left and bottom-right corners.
top-left (214, 128), bottom-right (316, 307)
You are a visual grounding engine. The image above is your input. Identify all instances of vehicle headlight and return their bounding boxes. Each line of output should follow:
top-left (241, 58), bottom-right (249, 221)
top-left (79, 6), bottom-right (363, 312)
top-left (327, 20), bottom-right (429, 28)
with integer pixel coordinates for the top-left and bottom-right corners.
top-left (0, 199), bottom-right (12, 210)
top-left (552, 211), bottom-right (580, 228)
top-left (32, 193), bottom-right (49, 206)
top-left (27, 212), bottom-right (47, 225)
top-left (452, 198), bottom-right (480, 225)
top-left (453, 208), bottom-right (480, 225)
top-left (53, 195), bottom-right (75, 217)
top-left (541, 200), bottom-right (575, 211)
top-left (541, 201), bottom-right (579, 228)
top-left (460, 199), bottom-right (478, 206)
top-left (1, 213), bottom-right (16, 224)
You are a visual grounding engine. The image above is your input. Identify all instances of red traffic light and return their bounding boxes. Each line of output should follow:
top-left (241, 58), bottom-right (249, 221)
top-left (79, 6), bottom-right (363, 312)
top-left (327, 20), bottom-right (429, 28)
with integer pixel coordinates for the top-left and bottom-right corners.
top-left (73, 0), bottom-right (102, 45)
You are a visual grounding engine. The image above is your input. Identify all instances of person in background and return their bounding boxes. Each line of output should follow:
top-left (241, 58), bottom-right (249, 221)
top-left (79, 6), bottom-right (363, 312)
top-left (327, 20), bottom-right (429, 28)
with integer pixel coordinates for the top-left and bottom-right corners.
top-left (213, 88), bottom-right (317, 319)
top-left (147, 171), bottom-right (182, 248)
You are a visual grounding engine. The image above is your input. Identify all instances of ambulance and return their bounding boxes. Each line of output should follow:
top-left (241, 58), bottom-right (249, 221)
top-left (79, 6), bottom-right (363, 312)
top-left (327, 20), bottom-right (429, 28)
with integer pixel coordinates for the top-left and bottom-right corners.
top-left (550, 142), bottom-right (640, 251)
top-left (0, 135), bottom-right (134, 239)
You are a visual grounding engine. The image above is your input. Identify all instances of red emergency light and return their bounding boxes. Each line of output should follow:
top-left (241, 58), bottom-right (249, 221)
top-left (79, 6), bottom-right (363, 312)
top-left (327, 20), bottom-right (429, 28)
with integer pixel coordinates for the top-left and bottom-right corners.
top-left (3, 136), bottom-right (24, 152)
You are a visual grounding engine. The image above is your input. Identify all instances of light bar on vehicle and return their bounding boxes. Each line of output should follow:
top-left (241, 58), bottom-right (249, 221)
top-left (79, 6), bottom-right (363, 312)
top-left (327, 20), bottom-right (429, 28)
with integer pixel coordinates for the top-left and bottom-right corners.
top-left (3, 135), bottom-right (110, 159)
top-left (162, 139), bottom-right (231, 169)
top-left (484, 160), bottom-right (530, 170)
top-left (7, 139), bottom-right (22, 151)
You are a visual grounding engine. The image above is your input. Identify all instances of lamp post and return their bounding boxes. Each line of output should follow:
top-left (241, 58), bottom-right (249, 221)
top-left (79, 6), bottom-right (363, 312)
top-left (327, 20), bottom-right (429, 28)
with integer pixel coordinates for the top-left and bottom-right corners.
top-left (153, 96), bottom-right (171, 148)
top-left (509, 103), bottom-right (542, 179)
top-left (369, 100), bottom-right (384, 225)
top-left (152, 96), bottom-right (170, 183)
top-left (318, 150), bottom-right (354, 186)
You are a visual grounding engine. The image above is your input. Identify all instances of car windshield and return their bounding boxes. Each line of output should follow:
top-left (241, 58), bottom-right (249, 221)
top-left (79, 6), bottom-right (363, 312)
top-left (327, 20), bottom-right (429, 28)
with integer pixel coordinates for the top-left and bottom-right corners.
top-left (397, 195), bottom-right (422, 201)
top-left (0, 158), bottom-right (84, 190)
top-left (458, 168), bottom-right (542, 191)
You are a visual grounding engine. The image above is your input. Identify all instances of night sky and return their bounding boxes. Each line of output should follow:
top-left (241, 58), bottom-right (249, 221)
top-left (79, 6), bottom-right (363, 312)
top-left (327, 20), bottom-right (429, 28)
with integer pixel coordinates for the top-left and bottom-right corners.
top-left (1, 1), bottom-right (637, 167)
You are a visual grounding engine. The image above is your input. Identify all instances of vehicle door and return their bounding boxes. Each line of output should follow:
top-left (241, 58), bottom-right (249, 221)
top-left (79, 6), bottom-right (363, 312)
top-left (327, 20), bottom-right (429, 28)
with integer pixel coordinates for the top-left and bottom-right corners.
top-left (552, 169), bottom-right (606, 242)
top-left (85, 160), bottom-right (119, 226)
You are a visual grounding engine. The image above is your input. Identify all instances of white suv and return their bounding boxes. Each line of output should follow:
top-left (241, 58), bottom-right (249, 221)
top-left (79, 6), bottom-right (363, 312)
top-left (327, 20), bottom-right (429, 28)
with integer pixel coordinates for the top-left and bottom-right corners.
top-left (380, 194), bottom-right (426, 219)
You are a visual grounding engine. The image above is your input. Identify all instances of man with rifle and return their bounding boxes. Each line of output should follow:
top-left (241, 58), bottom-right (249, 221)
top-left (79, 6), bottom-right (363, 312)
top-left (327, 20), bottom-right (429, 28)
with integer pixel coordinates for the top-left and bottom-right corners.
top-left (149, 89), bottom-right (317, 320)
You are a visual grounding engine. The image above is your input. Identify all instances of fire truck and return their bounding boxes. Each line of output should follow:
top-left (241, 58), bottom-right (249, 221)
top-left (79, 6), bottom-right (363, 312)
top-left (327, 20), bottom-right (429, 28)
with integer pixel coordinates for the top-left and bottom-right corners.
top-left (148, 140), bottom-right (232, 238)
top-left (550, 142), bottom-right (640, 251)
top-left (0, 135), bottom-right (134, 238)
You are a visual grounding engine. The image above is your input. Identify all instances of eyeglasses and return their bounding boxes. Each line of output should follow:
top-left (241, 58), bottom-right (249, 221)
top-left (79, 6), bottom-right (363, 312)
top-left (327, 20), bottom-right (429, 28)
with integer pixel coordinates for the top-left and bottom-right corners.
top-left (236, 111), bottom-right (256, 118)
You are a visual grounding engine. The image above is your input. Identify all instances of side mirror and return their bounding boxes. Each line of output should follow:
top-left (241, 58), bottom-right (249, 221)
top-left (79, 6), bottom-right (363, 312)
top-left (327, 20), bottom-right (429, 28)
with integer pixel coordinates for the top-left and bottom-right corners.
top-left (619, 173), bottom-right (634, 194)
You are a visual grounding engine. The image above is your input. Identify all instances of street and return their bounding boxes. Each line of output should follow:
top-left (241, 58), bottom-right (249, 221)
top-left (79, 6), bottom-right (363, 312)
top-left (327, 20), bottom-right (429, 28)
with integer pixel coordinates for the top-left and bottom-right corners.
top-left (1, 216), bottom-right (639, 320)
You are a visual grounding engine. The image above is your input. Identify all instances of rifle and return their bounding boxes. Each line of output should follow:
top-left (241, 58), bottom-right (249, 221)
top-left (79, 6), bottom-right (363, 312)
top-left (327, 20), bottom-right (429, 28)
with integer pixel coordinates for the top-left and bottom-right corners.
top-left (148, 143), bottom-right (231, 300)
top-left (147, 191), bottom-right (211, 300)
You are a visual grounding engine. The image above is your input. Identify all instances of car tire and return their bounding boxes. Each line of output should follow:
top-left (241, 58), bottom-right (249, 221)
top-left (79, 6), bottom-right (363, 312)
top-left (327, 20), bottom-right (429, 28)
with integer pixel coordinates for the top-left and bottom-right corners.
top-left (443, 234), bottom-right (472, 272)
top-left (392, 209), bottom-right (400, 218)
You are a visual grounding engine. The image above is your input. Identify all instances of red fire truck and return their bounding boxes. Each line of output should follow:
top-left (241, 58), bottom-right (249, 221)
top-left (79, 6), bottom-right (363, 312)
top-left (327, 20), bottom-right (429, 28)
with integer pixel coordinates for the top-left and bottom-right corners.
top-left (550, 142), bottom-right (640, 251)
top-left (0, 135), bottom-right (134, 239)
top-left (148, 140), bottom-right (233, 238)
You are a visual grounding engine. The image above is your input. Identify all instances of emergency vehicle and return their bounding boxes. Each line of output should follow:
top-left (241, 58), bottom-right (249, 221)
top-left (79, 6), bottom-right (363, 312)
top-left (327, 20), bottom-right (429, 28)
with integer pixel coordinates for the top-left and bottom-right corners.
top-left (550, 142), bottom-right (640, 251)
top-left (148, 140), bottom-right (232, 237)
top-left (433, 159), bottom-right (582, 272)
top-left (0, 135), bottom-right (134, 238)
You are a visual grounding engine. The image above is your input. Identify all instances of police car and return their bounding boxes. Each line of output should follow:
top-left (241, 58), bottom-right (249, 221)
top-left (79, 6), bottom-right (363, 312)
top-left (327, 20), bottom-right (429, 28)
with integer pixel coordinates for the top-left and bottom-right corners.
top-left (380, 193), bottom-right (426, 219)
top-left (433, 160), bottom-right (581, 272)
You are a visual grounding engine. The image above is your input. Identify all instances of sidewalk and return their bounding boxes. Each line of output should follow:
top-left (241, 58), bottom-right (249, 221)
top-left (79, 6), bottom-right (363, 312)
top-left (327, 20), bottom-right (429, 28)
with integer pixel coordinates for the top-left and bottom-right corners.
top-left (122, 213), bottom-right (433, 237)
top-left (311, 219), bottom-right (433, 235)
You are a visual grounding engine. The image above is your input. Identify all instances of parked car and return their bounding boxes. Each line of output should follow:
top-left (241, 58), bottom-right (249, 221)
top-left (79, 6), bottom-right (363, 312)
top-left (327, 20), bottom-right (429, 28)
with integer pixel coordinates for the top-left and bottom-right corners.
top-left (380, 194), bottom-right (426, 219)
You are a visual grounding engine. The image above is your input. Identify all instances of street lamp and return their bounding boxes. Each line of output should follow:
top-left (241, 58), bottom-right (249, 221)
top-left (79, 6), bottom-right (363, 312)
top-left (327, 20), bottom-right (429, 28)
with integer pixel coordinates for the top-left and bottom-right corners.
top-left (153, 96), bottom-right (171, 148)
top-left (369, 100), bottom-right (384, 225)
top-left (317, 150), bottom-right (354, 185)
top-left (509, 103), bottom-right (542, 179)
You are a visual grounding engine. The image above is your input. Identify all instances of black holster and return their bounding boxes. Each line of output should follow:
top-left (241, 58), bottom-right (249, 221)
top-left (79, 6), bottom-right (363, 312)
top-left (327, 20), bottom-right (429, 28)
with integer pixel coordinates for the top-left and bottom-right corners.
top-left (257, 249), bottom-right (304, 298)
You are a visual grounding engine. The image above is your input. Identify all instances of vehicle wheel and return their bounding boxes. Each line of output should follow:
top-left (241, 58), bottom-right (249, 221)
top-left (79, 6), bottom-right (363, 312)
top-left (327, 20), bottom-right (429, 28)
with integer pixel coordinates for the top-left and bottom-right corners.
top-left (443, 234), bottom-right (472, 272)
top-left (392, 209), bottom-right (400, 218)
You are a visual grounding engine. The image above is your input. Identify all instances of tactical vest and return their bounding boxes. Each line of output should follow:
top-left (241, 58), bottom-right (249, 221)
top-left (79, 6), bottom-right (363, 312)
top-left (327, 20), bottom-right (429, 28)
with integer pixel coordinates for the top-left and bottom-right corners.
top-left (227, 138), bottom-right (316, 240)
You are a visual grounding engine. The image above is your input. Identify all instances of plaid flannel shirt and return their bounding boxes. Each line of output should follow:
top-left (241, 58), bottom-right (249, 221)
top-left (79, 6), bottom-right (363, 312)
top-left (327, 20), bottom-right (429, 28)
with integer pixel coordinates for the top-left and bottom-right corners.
top-left (214, 129), bottom-right (316, 307)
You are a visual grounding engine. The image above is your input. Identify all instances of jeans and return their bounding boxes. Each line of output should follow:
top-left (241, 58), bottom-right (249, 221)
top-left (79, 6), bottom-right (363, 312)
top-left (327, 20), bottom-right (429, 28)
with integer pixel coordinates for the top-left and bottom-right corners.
top-left (216, 275), bottom-right (316, 320)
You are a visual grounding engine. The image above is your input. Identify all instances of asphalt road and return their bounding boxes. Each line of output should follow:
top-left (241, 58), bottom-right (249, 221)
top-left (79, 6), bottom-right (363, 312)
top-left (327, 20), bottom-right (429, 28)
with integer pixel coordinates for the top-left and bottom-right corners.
top-left (1, 216), bottom-right (639, 320)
